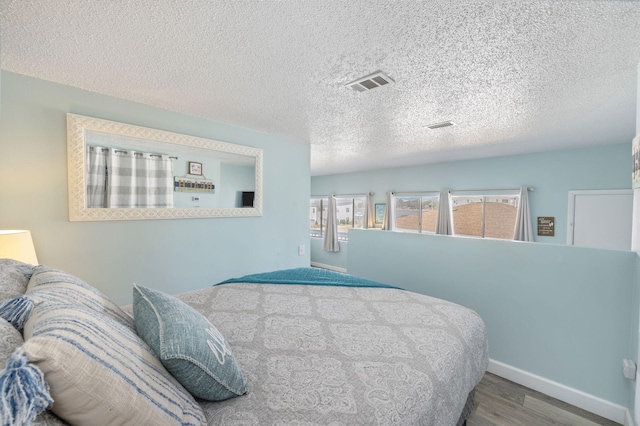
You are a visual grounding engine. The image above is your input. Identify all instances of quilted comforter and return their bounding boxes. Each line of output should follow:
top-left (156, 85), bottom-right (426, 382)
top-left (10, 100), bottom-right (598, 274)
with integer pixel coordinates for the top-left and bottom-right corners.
top-left (175, 281), bottom-right (489, 425)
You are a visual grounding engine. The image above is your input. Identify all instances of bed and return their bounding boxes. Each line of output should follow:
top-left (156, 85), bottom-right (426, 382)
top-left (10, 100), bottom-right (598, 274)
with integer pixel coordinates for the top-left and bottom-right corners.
top-left (0, 261), bottom-right (488, 426)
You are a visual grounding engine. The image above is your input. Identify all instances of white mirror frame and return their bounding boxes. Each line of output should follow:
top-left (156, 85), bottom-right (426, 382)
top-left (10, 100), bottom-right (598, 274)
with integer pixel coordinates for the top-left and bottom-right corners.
top-left (67, 113), bottom-right (263, 221)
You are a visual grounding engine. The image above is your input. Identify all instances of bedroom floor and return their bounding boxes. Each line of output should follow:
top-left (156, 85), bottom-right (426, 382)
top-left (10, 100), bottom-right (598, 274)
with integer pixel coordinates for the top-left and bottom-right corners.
top-left (468, 373), bottom-right (622, 426)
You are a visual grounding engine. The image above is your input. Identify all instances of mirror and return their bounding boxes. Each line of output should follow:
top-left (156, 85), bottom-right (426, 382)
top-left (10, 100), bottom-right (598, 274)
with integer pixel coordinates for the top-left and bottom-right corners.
top-left (67, 113), bottom-right (263, 221)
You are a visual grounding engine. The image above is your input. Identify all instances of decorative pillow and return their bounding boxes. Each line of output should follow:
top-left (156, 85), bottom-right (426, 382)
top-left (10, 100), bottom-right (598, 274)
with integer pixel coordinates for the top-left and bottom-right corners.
top-left (0, 347), bottom-right (53, 426)
top-left (0, 259), bottom-right (35, 302)
top-left (133, 284), bottom-right (249, 401)
top-left (0, 295), bottom-right (38, 331)
top-left (21, 268), bottom-right (205, 426)
top-left (0, 317), bottom-right (24, 365)
top-left (0, 317), bottom-right (68, 426)
top-left (31, 410), bottom-right (70, 426)
top-left (26, 266), bottom-right (135, 331)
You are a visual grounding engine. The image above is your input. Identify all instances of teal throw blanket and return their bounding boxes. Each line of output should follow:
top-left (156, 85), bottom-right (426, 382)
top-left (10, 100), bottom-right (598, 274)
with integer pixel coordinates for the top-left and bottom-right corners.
top-left (217, 267), bottom-right (401, 289)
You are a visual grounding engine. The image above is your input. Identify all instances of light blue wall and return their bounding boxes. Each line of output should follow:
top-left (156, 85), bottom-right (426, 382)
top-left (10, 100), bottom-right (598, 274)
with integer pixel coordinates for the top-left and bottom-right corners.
top-left (311, 141), bottom-right (635, 409)
top-left (347, 229), bottom-right (635, 406)
top-left (631, 255), bottom-right (640, 415)
top-left (631, 63), bottom-right (640, 420)
top-left (311, 143), bottom-right (630, 268)
top-left (219, 163), bottom-right (255, 207)
top-left (0, 71), bottom-right (311, 305)
top-left (310, 237), bottom-right (347, 270)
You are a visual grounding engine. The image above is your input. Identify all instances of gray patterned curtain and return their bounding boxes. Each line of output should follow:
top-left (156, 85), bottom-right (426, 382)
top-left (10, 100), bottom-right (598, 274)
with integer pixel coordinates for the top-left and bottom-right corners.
top-left (86, 146), bottom-right (174, 208)
top-left (86, 146), bottom-right (108, 208)
top-left (106, 150), bottom-right (174, 208)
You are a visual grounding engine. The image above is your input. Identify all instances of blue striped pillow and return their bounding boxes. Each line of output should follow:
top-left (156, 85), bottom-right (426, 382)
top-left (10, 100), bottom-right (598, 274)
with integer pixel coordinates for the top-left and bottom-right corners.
top-left (23, 266), bottom-right (205, 425)
top-left (0, 317), bottom-right (67, 426)
top-left (26, 266), bottom-right (133, 329)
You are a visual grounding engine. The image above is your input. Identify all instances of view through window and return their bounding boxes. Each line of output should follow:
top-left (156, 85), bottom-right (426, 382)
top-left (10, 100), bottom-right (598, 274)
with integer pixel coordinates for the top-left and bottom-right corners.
top-left (310, 196), bottom-right (366, 241)
top-left (335, 197), bottom-right (366, 241)
top-left (450, 194), bottom-right (519, 239)
top-left (312, 191), bottom-right (520, 241)
top-left (309, 198), bottom-right (328, 238)
top-left (395, 193), bottom-right (439, 233)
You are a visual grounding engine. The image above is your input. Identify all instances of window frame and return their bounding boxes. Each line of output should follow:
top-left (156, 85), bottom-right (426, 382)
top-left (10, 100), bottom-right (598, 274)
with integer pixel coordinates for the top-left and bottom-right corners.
top-left (449, 191), bottom-right (520, 240)
top-left (394, 192), bottom-right (440, 234)
top-left (310, 194), bottom-right (368, 242)
top-left (335, 195), bottom-right (367, 242)
top-left (309, 197), bottom-right (328, 239)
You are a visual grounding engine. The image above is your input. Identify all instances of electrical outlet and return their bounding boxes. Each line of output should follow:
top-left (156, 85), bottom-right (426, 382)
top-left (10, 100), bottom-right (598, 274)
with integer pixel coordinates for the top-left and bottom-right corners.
top-left (192, 196), bottom-right (200, 202)
top-left (623, 358), bottom-right (636, 380)
top-left (298, 245), bottom-right (305, 256)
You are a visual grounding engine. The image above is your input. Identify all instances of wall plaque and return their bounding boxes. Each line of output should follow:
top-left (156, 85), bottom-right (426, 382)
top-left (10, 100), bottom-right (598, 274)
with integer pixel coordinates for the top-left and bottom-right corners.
top-left (537, 217), bottom-right (555, 236)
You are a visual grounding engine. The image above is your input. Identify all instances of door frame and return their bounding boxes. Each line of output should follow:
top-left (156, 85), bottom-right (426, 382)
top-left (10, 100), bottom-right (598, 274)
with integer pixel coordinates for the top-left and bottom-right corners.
top-left (566, 189), bottom-right (633, 246)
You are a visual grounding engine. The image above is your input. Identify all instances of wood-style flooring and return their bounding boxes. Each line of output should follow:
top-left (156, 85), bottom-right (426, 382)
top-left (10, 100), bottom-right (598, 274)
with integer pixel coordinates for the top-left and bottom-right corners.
top-left (467, 373), bottom-right (622, 426)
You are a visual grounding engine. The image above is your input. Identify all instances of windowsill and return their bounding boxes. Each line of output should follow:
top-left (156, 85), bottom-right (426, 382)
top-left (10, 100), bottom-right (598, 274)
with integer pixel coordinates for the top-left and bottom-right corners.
top-left (310, 236), bottom-right (350, 244)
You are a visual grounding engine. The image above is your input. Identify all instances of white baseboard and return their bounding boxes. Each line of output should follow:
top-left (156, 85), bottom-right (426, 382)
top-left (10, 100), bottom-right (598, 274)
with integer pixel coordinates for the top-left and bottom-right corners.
top-left (488, 359), bottom-right (631, 425)
top-left (310, 262), bottom-right (347, 273)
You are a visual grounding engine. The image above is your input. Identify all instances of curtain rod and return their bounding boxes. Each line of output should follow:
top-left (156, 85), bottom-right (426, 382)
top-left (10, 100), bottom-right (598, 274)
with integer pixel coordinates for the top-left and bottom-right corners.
top-left (312, 188), bottom-right (533, 198)
top-left (449, 187), bottom-right (534, 192)
top-left (311, 192), bottom-right (372, 198)
top-left (393, 187), bottom-right (534, 194)
top-left (96, 147), bottom-right (178, 160)
top-left (392, 190), bottom-right (440, 195)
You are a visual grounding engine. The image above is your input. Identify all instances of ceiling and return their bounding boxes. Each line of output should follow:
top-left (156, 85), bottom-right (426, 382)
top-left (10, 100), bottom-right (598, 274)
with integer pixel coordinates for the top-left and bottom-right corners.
top-left (3, 1), bottom-right (640, 176)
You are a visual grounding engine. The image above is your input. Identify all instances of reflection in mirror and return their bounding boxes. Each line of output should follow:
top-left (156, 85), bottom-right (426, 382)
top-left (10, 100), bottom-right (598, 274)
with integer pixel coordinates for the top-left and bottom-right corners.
top-left (67, 113), bottom-right (262, 221)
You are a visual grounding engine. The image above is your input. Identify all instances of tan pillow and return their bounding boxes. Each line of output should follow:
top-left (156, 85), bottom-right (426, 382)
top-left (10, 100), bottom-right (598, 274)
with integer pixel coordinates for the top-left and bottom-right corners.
top-left (23, 266), bottom-right (205, 426)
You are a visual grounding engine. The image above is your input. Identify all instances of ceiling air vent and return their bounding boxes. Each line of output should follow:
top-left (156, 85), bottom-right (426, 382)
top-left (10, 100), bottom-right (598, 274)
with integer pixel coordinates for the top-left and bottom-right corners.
top-left (426, 121), bottom-right (455, 130)
top-left (345, 71), bottom-right (394, 92)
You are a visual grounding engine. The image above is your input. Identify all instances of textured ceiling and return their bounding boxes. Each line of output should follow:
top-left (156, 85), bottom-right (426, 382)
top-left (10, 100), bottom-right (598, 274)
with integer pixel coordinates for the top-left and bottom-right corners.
top-left (3, 1), bottom-right (640, 175)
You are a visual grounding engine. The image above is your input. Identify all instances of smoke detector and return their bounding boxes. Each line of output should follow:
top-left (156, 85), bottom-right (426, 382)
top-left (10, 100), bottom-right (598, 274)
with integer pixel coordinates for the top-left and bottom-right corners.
top-left (345, 71), bottom-right (394, 92)
top-left (426, 121), bottom-right (455, 130)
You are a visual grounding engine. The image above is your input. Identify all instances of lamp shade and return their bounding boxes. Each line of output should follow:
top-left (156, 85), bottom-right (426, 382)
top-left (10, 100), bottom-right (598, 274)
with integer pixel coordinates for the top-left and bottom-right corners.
top-left (0, 230), bottom-right (39, 265)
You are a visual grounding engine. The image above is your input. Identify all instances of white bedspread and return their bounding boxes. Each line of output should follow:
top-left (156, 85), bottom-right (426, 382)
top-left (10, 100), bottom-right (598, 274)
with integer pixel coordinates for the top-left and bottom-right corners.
top-left (176, 283), bottom-right (488, 426)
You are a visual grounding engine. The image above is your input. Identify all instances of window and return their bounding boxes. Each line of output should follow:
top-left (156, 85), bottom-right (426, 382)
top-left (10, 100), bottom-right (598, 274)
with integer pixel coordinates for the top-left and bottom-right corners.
top-left (335, 196), bottom-right (366, 241)
top-left (450, 193), bottom-right (519, 239)
top-left (395, 193), bottom-right (439, 233)
top-left (309, 198), bottom-right (328, 238)
top-left (310, 196), bottom-right (365, 240)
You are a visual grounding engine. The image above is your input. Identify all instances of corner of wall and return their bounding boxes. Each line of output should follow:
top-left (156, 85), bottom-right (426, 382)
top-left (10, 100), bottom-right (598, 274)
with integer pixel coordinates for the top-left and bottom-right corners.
top-left (630, 62), bottom-right (640, 425)
top-left (631, 252), bottom-right (640, 422)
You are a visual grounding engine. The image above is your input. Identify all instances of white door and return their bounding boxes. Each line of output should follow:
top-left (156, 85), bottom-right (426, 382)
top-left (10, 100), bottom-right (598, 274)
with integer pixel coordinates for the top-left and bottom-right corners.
top-left (567, 189), bottom-right (633, 250)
